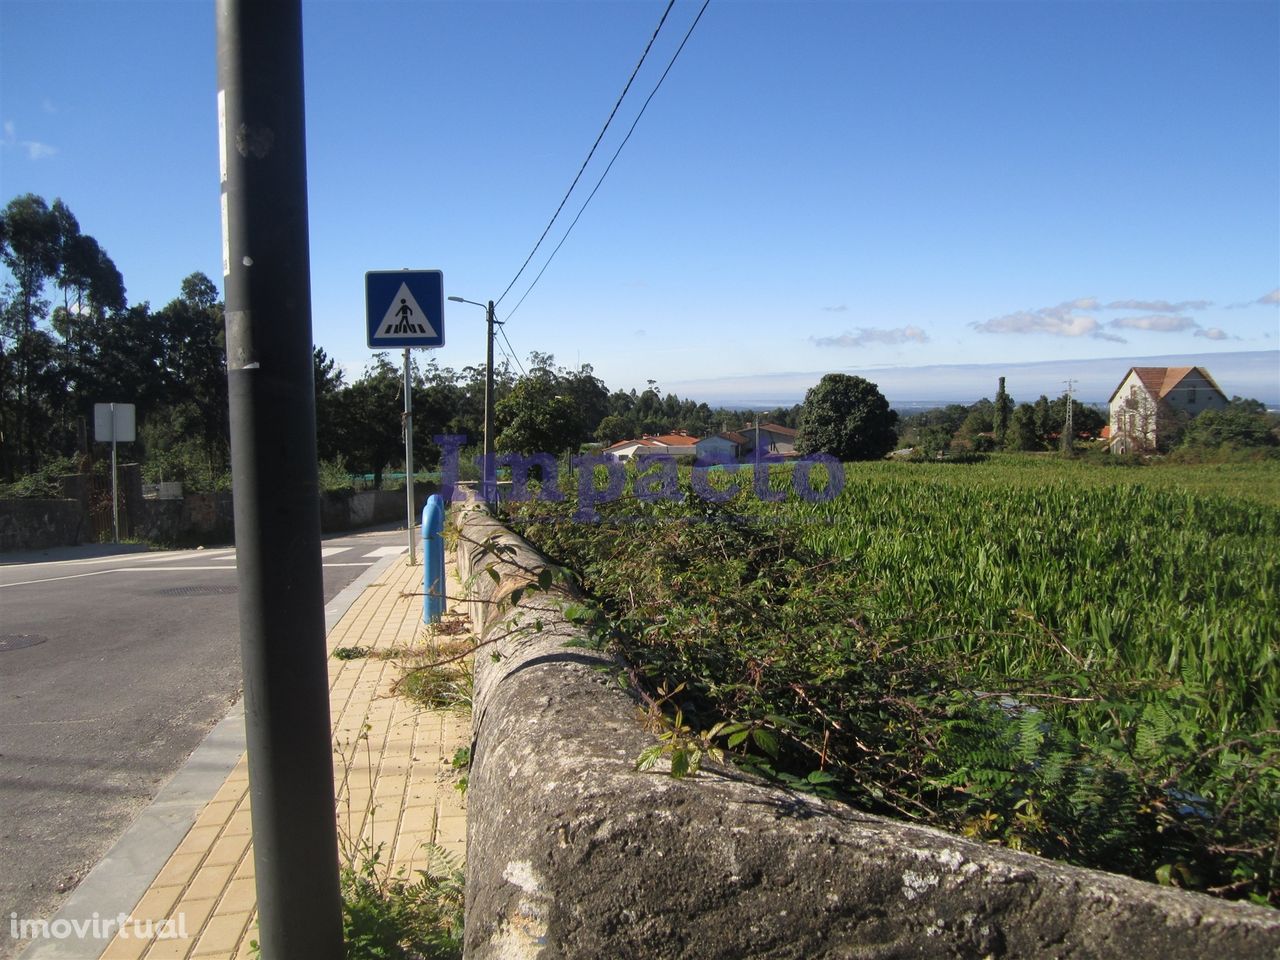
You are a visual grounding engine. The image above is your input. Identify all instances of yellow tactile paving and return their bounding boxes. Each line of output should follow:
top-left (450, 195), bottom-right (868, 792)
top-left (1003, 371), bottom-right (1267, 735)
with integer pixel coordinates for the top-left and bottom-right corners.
top-left (95, 551), bottom-right (471, 959)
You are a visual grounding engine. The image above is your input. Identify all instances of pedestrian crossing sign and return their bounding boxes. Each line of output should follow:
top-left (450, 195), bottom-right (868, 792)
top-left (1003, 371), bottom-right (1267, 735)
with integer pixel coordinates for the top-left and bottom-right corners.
top-left (365, 270), bottom-right (445, 348)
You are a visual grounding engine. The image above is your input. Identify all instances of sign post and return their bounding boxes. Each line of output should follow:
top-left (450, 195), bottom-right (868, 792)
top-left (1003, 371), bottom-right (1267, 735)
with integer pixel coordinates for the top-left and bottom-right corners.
top-left (94, 402), bottom-right (136, 543)
top-left (366, 270), bottom-right (445, 564)
top-left (403, 347), bottom-right (415, 565)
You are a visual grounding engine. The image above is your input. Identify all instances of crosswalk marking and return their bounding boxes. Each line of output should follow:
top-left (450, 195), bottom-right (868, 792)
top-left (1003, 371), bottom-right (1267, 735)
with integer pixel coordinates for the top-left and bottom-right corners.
top-left (363, 546), bottom-right (408, 558)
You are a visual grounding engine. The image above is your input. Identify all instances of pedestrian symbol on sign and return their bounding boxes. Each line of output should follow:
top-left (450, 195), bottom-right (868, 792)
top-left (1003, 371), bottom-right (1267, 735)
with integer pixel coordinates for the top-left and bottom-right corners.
top-left (374, 282), bottom-right (438, 340)
top-left (389, 297), bottom-right (425, 335)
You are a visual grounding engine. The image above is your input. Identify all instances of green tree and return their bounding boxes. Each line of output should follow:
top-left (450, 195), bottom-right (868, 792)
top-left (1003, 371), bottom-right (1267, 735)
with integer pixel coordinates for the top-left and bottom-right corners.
top-left (1006, 403), bottom-right (1040, 451)
top-left (494, 374), bottom-right (579, 455)
top-left (147, 273), bottom-right (229, 478)
top-left (1180, 397), bottom-right (1279, 450)
top-left (594, 414), bottom-right (632, 445)
top-left (1032, 395), bottom-right (1053, 444)
top-left (993, 376), bottom-right (1012, 447)
top-left (957, 398), bottom-right (994, 438)
top-left (0, 194), bottom-right (129, 477)
top-left (1, 195), bottom-right (71, 475)
top-left (795, 374), bottom-right (897, 461)
top-left (313, 346), bottom-right (347, 462)
top-left (339, 355), bottom-right (403, 487)
top-left (0, 194), bottom-right (61, 333)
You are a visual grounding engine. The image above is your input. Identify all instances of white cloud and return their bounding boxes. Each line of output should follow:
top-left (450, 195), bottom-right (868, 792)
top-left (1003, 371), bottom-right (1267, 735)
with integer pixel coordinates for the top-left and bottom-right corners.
top-left (822, 304), bottom-right (848, 313)
top-left (1109, 314), bottom-right (1199, 332)
top-left (23, 140), bottom-right (58, 160)
top-left (972, 298), bottom-right (1122, 341)
top-left (41, 98), bottom-right (58, 114)
top-left (1064, 297), bottom-right (1102, 311)
top-left (1260, 289), bottom-right (1280, 306)
top-left (1194, 327), bottom-right (1231, 341)
top-left (812, 325), bottom-right (929, 348)
top-left (2, 121), bottom-right (58, 160)
top-left (1107, 299), bottom-right (1211, 312)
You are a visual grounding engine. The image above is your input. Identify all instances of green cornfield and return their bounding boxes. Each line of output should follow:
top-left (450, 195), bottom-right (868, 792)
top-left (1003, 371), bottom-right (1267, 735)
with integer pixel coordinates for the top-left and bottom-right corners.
top-left (505, 455), bottom-right (1280, 905)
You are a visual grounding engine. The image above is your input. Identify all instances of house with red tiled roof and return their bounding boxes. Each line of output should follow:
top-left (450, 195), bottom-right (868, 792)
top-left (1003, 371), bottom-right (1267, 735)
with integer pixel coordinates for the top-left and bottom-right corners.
top-left (604, 431), bottom-right (700, 461)
top-left (1107, 366), bottom-right (1228, 454)
top-left (603, 438), bottom-right (662, 461)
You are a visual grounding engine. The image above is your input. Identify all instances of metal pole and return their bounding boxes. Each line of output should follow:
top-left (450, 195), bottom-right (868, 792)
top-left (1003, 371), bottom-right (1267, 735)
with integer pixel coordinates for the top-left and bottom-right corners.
top-left (110, 403), bottom-right (119, 544)
top-left (216, 2), bottom-right (344, 957)
top-left (404, 347), bottom-right (416, 565)
top-left (484, 300), bottom-right (496, 505)
top-left (422, 494), bottom-right (445, 624)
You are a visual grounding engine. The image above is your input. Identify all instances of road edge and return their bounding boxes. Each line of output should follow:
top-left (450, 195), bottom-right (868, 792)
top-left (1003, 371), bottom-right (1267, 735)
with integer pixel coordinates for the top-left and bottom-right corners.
top-left (18, 549), bottom-right (408, 960)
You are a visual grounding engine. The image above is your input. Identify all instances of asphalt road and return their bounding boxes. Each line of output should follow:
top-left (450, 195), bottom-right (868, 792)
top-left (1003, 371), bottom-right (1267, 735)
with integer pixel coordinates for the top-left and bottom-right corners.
top-left (0, 525), bottom-right (412, 955)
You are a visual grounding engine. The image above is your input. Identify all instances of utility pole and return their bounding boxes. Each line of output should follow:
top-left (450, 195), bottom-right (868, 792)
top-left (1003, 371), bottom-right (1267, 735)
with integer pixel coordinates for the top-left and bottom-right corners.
top-left (448, 295), bottom-right (500, 505)
top-left (216, 2), bottom-right (344, 957)
top-left (484, 300), bottom-right (496, 505)
top-left (1061, 378), bottom-right (1077, 454)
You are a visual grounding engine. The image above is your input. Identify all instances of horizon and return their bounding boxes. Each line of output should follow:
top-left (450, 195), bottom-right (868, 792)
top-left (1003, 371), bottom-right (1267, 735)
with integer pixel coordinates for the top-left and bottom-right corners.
top-left (666, 349), bottom-right (1280, 411)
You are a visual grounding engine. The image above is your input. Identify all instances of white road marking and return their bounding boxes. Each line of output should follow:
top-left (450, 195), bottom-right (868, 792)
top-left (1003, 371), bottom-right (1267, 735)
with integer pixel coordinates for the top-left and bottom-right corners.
top-left (47, 548), bottom-right (233, 568)
top-left (2, 540), bottom-right (396, 587)
top-left (0, 566), bottom-right (239, 588)
top-left (134, 549), bottom-right (235, 563)
top-left (364, 546), bottom-right (408, 558)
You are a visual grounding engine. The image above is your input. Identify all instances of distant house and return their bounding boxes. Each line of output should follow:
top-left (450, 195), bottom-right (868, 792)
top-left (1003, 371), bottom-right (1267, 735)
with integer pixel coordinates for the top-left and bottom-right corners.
top-left (604, 431), bottom-right (700, 462)
top-left (1107, 366), bottom-right (1228, 454)
top-left (603, 438), bottom-right (661, 461)
top-left (741, 423), bottom-right (798, 458)
top-left (694, 431), bottom-right (747, 462)
top-left (645, 433), bottom-right (699, 456)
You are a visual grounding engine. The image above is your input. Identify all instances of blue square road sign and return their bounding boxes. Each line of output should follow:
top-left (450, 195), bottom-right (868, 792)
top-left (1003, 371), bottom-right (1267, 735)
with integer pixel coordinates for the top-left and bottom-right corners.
top-left (366, 270), bottom-right (445, 349)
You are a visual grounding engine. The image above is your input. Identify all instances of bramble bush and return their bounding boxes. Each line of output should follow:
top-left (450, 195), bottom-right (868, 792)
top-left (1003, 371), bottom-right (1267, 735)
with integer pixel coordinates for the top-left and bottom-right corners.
top-left (503, 458), bottom-right (1280, 906)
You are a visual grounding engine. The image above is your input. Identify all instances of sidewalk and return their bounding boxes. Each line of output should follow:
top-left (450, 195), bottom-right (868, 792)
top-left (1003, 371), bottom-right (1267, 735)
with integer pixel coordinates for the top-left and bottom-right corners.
top-left (91, 554), bottom-right (470, 960)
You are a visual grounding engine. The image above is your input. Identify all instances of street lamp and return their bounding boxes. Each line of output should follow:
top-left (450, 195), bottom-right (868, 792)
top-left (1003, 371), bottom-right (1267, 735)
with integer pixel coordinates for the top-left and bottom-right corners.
top-left (447, 295), bottom-right (498, 504)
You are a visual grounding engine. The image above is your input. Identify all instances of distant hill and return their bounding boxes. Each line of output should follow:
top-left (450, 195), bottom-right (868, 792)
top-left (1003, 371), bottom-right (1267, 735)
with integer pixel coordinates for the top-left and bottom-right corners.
top-left (667, 350), bottom-right (1279, 409)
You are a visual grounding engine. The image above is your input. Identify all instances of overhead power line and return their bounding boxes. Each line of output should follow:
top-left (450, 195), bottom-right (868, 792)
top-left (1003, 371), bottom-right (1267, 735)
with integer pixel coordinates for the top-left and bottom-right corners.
top-left (495, 0), bottom-right (679, 309)
top-left (499, 324), bottom-right (527, 376)
top-left (503, 0), bottom-right (712, 324)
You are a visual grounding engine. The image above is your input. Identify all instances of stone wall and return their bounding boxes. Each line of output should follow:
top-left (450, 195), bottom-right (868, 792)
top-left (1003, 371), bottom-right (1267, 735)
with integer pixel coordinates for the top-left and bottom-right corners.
top-left (0, 499), bottom-right (85, 551)
top-left (134, 492), bottom-right (236, 545)
top-left (1, 483), bottom-right (440, 552)
top-left (319, 486), bottom-right (437, 533)
top-left (456, 502), bottom-right (1280, 959)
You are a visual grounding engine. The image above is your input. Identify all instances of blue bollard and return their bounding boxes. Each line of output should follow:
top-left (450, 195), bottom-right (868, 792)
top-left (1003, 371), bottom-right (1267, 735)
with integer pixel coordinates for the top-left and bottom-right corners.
top-left (422, 494), bottom-right (445, 624)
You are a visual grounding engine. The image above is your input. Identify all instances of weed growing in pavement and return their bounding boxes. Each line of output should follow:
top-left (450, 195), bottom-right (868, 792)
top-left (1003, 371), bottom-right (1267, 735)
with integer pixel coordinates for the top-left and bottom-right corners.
top-left (328, 724), bottom-right (464, 959)
top-left (339, 839), bottom-right (463, 960)
top-left (333, 645), bottom-right (371, 661)
top-left (451, 747), bottom-right (471, 796)
top-left (394, 661), bottom-right (474, 714)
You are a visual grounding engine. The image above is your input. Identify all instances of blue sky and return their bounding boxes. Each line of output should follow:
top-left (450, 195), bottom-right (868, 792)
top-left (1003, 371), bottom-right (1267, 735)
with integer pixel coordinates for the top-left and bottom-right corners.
top-left (2, 0), bottom-right (1277, 403)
